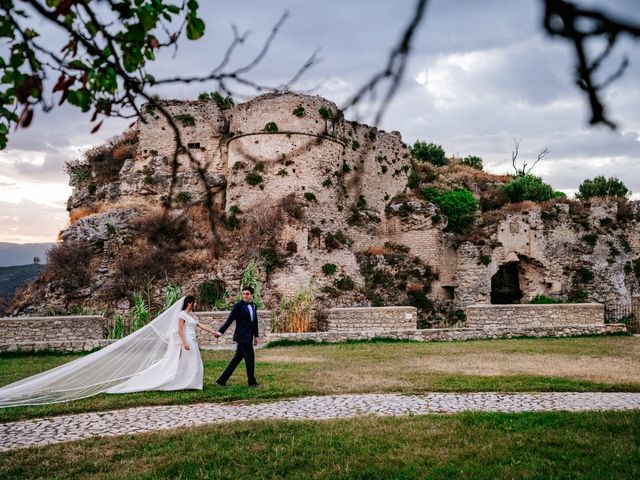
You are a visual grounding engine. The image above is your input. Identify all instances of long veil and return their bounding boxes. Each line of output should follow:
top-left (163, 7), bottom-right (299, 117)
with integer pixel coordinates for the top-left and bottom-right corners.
top-left (0, 296), bottom-right (186, 408)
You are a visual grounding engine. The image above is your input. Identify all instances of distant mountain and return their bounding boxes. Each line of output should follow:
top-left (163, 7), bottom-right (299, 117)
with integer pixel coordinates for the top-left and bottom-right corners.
top-left (0, 264), bottom-right (45, 316)
top-left (0, 242), bottom-right (53, 267)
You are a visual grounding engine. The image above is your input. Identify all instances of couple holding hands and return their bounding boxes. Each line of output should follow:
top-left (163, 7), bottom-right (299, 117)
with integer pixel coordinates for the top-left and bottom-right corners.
top-left (179, 286), bottom-right (260, 389)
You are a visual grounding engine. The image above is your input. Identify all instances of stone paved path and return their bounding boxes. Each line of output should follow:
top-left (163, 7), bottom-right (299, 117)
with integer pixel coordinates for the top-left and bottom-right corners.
top-left (2, 392), bottom-right (640, 452)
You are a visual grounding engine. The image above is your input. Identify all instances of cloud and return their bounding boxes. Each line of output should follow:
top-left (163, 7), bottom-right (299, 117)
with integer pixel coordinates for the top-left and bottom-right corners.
top-left (0, 200), bottom-right (68, 243)
top-left (2, 0), bottom-right (639, 241)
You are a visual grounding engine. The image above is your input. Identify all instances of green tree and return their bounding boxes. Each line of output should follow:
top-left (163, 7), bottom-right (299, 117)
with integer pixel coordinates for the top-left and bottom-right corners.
top-left (434, 188), bottom-right (478, 232)
top-left (0, 0), bottom-right (206, 148)
top-left (501, 174), bottom-right (553, 203)
top-left (410, 141), bottom-right (447, 166)
top-left (576, 176), bottom-right (630, 199)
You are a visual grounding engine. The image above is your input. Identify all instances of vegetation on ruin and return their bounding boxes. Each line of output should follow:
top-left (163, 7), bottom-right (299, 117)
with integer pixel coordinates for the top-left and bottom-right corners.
top-left (577, 176), bottom-right (631, 199)
top-left (263, 121), bottom-right (278, 133)
top-left (433, 188), bottom-right (478, 233)
top-left (245, 171), bottom-right (264, 186)
top-left (198, 91), bottom-right (234, 109)
top-left (461, 155), bottom-right (483, 170)
top-left (292, 105), bottom-right (305, 117)
top-left (500, 174), bottom-right (553, 203)
top-left (173, 113), bottom-right (196, 127)
top-left (410, 141), bottom-right (446, 166)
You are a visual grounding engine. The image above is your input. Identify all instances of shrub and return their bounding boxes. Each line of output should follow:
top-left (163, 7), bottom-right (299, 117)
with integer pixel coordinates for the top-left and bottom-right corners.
top-left (226, 204), bottom-right (242, 230)
top-left (500, 174), bottom-right (553, 203)
top-left (410, 141), bottom-right (446, 166)
top-left (351, 140), bottom-right (360, 151)
top-left (334, 276), bottom-right (355, 290)
top-left (325, 230), bottom-right (351, 251)
top-left (322, 178), bottom-right (333, 188)
top-left (82, 129), bottom-right (138, 180)
top-left (577, 176), bottom-right (630, 199)
top-left (342, 162), bottom-right (351, 174)
top-left (285, 241), bottom-right (297, 253)
top-left (260, 247), bottom-right (283, 279)
top-left (304, 192), bottom-right (317, 202)
top-left (280, 194), bottom-right (305, 220)
top-left (433, 188), bottom-right (478, 232)
top-left (479, 254), bottom-right (491, 266)
top-left (582, 233), bottom-right (598, 247)
top-left (431, 213), bottom-right (442, 223)
top-left (322, 263), bottom-right (337, 275)
top-left (577, 266), bottom-right (595, 283)
top-left (176, 191), bottom-right (192, 203)
top-left (292, 105), bottom-right (305, 117)
top-left (87, 183), bottom-right (97, 195)
top-left (45, 241), bottom-right (93, 291)
top-left (633, 258), bottom-right (640, 280)
top-left (263, 122), bottom-right (278, 133)
top-left (134, 211), bottom-right (189, 251)
top-left (407, 171), bottom-right (420, 189)
top-left (277, 169), bottom-right (288, 177)
top-left (461, 155), bottom-right (483, 170)
top-left (112, 248), bottom-right (176, 298)
top-left (318, 106), bottom-right (332, 120)
top-left (198, 279), bottom-right (227, 308)
top-left (173, 113), bottom-right (196, 127)
top-left (422, 187), bottom-right (439, 201)
top-left (245, 172), bottom-right (263, 186)
top-left (530, 295), bottom-right (563, 304)
top-left (198, 91), bottom-right (234, 109)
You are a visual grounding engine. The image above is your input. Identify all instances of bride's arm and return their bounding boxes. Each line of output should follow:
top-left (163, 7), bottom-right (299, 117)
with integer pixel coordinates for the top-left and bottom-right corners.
top-left (178, 317), bottom-right (190, 349)
top-left (196, 321), bottom-right (219, 336)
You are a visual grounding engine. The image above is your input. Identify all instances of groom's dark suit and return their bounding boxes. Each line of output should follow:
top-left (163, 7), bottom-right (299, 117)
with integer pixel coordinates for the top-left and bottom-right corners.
top-left (217, 300), bottom-right (259, 386)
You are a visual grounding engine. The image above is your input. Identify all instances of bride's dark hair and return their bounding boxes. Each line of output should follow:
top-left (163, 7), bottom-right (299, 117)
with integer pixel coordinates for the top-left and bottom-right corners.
top-left (182, 295), bottom-right (196, 310)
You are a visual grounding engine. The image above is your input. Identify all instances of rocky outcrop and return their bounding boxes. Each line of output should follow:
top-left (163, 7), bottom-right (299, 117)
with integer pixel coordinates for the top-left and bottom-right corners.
top-left (9, 92), bottom-right (640, 323)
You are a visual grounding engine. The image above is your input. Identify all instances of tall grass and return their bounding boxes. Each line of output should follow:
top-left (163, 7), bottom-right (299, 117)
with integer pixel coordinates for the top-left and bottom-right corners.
top-left (241, 258), bottom-right (263, 308)
top-left (272, 284), bottom-right (313, 333)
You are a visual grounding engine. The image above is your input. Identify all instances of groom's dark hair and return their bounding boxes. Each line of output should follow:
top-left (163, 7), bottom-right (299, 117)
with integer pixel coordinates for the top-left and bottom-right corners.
top-left (242, 286), bottom-right (254, 294)
top-left (182, 295), bottom-right (196, 310)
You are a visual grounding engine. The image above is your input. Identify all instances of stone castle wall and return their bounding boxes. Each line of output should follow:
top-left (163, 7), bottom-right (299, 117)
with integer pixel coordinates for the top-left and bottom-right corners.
top-left (466, 303), bottom-right (604, 329)
top-left (0, 316), bottom-right (110, 352)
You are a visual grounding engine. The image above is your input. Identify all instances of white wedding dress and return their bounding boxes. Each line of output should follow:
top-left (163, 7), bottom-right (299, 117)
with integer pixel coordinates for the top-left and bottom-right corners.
top-left (107, 310), bottom-right (203, 393)
top-left (0, 297), bottom-right (203, 408)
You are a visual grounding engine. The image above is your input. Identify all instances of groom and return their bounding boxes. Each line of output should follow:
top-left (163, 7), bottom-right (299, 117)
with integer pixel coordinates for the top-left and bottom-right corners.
top-left (214, 286), bottom-right (260, 387)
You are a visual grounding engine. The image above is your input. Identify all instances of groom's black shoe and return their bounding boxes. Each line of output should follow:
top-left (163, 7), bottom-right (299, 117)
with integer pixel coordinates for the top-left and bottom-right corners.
top-left (248, 382), bottom-right (259, 388)
top-left (215, 379), bottom-right (226, 387)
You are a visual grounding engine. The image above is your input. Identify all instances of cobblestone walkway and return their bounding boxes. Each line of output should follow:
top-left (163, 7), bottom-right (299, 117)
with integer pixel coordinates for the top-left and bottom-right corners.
top-left (2, 392), bottom-right (640, 451)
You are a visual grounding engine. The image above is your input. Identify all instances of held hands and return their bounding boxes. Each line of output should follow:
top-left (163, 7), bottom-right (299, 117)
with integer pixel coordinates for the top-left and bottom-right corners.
top-left (213, 331), bottom-right (221, 338)
top-left (253, 337), bottom-right (259, 346)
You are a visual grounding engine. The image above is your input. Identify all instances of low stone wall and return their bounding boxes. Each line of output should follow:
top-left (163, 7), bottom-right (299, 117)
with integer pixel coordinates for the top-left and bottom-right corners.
top-left (0, 315), bottom-right (109, 352)
top-left (466, 304), bottom-right (604, 329)
top-left (324, 306), bottom-right (417, 332)
top-left (0, 304), bottom-right (625, 353)
top-left (265, 323), bottom-right (626, 345)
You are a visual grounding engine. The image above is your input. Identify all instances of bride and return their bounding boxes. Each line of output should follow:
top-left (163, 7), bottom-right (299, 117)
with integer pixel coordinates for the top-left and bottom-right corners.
top-left (0, 295), bottom-right (218, 407)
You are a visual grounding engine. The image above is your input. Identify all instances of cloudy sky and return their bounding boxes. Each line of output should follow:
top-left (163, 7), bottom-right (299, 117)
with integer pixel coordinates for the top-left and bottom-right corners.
top-left (1, 0), bottom-right (639, 243)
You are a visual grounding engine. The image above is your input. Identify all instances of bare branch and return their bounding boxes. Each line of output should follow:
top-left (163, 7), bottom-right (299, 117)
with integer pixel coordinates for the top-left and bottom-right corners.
top-left (543, 0), bottom-right (640, 129)
top-left (341, 0), bottom-right (429, 125)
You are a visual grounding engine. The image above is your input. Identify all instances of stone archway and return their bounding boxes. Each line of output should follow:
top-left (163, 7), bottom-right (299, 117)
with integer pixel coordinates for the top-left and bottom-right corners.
top-left (491, 261), bottom-right (523, 304)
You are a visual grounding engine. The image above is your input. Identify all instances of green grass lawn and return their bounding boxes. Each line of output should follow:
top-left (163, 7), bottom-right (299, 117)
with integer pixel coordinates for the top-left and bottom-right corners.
top-left (1, 410), bottom-right (639, 479)
top-left (1, 336), bottom-right (639, 422)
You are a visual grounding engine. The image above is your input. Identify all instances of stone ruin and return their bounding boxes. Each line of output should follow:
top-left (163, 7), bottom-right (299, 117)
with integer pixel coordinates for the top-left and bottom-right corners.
top-left (10, 92), bottom-right (640, 328)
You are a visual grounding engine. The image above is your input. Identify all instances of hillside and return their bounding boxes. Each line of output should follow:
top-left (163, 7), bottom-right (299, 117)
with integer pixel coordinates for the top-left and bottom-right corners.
top-left (0, 243), bottom-right (52, 267)
top-left (0, 264), bottom-right (45, 316)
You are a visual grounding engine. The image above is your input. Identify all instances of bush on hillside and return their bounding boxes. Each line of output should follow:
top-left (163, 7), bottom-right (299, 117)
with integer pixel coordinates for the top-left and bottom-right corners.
top-left (410, 141), bottom-right (447, 166)
top-left (433, 188), bottom-right (478, 232)
top-left (461, 155), bottom-right (483, 170)
top-left (500, 174), bottom-right (553, 203)
top-left (576, 176), bottom-right (630, 199)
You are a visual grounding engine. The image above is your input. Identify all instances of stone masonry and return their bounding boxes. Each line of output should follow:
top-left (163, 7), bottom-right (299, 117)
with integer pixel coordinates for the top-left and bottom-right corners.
top-left (466, 303), bottom-right (604, 329)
